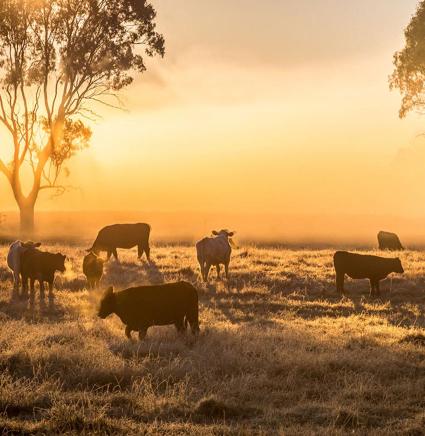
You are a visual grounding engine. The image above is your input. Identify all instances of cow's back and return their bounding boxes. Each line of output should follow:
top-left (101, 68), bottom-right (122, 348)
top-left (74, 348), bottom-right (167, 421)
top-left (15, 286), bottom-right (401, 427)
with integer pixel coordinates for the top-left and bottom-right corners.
top-left (96, 223), bottom-right (150, 248)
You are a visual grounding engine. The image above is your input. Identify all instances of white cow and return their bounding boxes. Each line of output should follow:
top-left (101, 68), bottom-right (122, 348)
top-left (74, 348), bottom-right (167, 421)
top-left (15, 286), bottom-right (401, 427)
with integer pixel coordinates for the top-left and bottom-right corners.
top-left (7, 240), bottom-right (41, 291)
top-left (196, 230), bottom-right (236, 282)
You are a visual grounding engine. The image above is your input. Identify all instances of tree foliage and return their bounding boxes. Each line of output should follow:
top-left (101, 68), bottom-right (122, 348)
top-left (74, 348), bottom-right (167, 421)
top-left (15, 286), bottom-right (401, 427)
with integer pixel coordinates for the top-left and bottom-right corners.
top-left (390, 1), bottom-right (425, 118)
top-left (0, 0), bottom-right (164, 230)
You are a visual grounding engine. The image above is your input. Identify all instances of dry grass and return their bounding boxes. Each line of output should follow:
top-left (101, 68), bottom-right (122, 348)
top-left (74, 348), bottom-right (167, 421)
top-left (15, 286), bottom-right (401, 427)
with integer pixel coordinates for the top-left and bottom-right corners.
top-left (1, 245), bottom-right (425, 434)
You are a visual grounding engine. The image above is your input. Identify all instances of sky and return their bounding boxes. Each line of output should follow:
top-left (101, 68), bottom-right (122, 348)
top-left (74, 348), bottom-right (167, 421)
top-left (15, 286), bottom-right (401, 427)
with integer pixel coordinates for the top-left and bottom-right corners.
top-left (2, 0), bottom-right (425, 226)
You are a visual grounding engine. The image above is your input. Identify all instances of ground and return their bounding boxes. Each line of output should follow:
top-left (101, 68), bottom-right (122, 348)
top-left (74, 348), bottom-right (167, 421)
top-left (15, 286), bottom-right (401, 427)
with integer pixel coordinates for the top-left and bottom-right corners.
top-left (1, 244), bottom-right (425, 435)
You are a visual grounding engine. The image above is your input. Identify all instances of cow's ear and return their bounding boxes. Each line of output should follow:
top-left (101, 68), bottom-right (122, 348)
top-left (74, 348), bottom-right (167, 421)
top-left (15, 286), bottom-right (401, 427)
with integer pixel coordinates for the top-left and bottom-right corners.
top-left (35, 242), bottom-right (41, 247)
top-left (212, 230), bottom-right (218, 235)
top-left (228, 232), bottom-right (235, 237)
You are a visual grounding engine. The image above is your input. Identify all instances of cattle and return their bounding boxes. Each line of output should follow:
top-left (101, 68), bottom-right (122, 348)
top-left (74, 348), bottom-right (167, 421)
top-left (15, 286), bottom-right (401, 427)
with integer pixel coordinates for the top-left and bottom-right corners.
top-left (378, 231), bottom-right (404, 251)
top-left (89, 223), bottom-right (151, 261)
top-left (196, 230), bottom-right (236, 282)
top-left (7, 240), bottom-right (41, 291)
top-left (97, 281), bottom-right (200, 340)
top-left (333, 251), bottom-right (404, 296)
top-left (20, 249), bottom-right (66, 297)
top-left (83, 252), bottom-right (104, 289)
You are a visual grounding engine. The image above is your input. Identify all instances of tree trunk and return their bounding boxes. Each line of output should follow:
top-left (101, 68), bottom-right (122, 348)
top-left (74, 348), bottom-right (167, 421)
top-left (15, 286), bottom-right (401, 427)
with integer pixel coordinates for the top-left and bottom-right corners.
top-left (19, 204), bottom-right (35, 237)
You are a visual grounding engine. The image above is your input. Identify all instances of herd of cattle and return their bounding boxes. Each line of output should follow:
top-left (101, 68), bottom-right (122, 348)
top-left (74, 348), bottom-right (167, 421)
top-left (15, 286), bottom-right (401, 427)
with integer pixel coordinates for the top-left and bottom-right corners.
top-left (4, 224), bottom-right (406, 340)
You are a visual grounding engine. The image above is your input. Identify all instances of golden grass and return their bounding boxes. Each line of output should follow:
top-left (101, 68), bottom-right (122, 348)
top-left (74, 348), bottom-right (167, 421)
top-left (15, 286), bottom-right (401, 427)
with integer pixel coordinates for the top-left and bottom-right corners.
top-left (1, 245), bottom-right (425, 434)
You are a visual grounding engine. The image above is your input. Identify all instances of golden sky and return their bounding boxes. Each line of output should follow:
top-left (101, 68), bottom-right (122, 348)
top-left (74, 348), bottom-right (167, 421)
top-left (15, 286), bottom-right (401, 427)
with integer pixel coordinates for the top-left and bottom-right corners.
top-left (2, 0), bottom-right (425, 219)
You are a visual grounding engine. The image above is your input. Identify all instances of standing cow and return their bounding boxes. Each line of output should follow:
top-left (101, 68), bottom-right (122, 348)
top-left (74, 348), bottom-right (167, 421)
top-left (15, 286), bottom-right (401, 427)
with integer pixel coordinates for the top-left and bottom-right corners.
top-left (7, 240), bottom-right (41, 291)
top-left (378, 231), bottom-right (404, 251)
top-left (89, 223), bottom-right (151, 261)
top-left (21, 249), bottom-right (66, 297)
top-left (97, 281), bottom-right (200, 340)
top-left (334, 251), bottom-right (404, 296)
top-left (196, 229), bottom-right (236, 282)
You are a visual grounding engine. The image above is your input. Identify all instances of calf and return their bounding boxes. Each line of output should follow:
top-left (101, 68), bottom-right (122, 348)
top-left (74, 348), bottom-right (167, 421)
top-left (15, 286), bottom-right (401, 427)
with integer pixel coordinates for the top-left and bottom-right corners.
top-left (196, 229), bottom-right (236, 281)
top-left (83, 251), bottom-right (104, 289)
top-left (21, 249), bottom-right (66, 297)
top-left (98, 281), bottom-right (200, 340)
top-left (333, 251), bottom-right (404, 296)
top-left (7, 240), bottom-right (41, 291)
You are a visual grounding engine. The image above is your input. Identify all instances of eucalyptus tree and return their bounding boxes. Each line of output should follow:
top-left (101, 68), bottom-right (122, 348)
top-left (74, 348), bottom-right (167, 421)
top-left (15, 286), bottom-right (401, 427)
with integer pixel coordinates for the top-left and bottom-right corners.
top-left (0, 0), bottom-right (164, 233)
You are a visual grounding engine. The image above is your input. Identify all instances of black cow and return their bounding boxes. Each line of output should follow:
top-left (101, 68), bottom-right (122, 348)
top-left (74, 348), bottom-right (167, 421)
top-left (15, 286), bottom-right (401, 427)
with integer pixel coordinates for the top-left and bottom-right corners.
top-left (21, 249), bottom-right (66, 297)
top-left (333, 251), bottom-right (404, 296)
top-left (378, 231), bottom-right (404, 251)
top-left (83, 252), bottom-right (104, 289)
top-left (89, 223), bottom-right (151, 261)
top-left (98, 281), bottom-right (200, 340)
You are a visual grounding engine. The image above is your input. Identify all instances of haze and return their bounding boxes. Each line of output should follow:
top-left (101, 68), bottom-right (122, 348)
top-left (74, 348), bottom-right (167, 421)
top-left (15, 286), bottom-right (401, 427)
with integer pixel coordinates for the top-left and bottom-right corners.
top-left (1, 0), bottom-right (424, 242)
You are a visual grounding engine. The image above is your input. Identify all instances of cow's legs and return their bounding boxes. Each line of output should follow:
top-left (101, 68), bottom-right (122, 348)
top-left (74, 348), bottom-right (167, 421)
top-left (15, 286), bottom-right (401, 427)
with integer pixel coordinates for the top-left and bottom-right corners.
top-left (370, 280), bottom-right (381, 296)
top-left (216, 264), bottom-right (221, 279)
top-left (198, 260), bottom-right (205, 281)
top-left (125, 326), bottom-right (132, 339)
top-left (144, 244), bottom-right (150, 262)
top-left (174, 319), bottom-right (186, 334)
top-left (112, 248), bottom-right (118, 261)
top-left (106, 250), bottom-right (112, 261)
top-left (224, 262), bottom-right (229, 280)
top-left (139, 242), bottom-right (150, 262)
top-left (369, 279), bottom-right (377, 296)
top-left (204, 262), bottom-right (212, 282)
top-left (336, 272), bottom-right (345, 294)
top-left (375, 281), bottom-right (381, 296)
top-left (39, 280), bottom-right (45, 298)
top-left (21, 275), bottom-right (29, 298)
top-left (138, 327), bottom-right (148, 341)
top-left (13, 271), bottom-right (20, 291)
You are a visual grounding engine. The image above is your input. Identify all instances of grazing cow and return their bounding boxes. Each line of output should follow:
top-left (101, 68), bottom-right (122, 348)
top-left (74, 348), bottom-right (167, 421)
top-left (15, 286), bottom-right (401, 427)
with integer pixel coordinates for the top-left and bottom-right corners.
top-left (333, 251), bottom-right (404, 296)
top-left (83, 252), bottom-right (104, 289)
top-left (97, 281), bottom-right (200, 340)
top-left (378, 231), bottom-right (404, 251)
top-left (7, 240), bottom-right (41, 291)
top-left (21, 249), bottom-right (66, 297)
top-left (196, 229), bottom-right (236, 282)
top-left (89, 223), bottom-right (151, 261)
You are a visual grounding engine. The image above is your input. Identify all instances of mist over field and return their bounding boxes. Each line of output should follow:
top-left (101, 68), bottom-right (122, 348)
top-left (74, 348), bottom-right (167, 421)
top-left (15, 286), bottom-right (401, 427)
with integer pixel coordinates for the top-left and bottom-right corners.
top-left (2, 210), bottom-right (425, 248)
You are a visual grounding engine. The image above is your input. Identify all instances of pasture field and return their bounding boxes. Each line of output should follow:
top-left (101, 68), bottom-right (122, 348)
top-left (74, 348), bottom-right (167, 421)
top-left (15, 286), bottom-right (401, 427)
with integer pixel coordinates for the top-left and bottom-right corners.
top-left (1, 245), bottom-right (425, 434)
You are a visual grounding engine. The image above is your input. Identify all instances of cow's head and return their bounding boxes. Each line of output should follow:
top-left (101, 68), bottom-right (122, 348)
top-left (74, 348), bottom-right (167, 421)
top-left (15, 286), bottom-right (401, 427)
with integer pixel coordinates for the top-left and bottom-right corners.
top-left (212, 229), bottom-right (237, 248)
top-left (393, 258), bottom-right (404, 274)
top-left (98, 286), bottom-right (115, 319)
top-left (54, 253), bottom-right (66, 273)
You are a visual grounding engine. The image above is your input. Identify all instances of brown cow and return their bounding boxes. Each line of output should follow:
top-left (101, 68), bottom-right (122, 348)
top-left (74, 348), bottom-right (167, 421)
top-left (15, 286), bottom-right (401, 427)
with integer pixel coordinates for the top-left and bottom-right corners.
top-left (89, 223), bottom-right (151, 261)
top-left (334, 251), bottom-right (404, 296)
top-left (21, 249), bottom-right (66, 297)
top-left (98, 281), bottom-right (200, 340)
